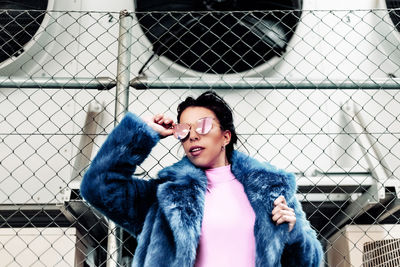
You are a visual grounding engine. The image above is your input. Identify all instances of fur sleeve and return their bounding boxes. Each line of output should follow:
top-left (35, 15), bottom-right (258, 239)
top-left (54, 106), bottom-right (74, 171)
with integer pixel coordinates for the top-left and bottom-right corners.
top-left (281, 174), bottom-right (324, 266)
top-left (80, 112), bottom-right (160, 236)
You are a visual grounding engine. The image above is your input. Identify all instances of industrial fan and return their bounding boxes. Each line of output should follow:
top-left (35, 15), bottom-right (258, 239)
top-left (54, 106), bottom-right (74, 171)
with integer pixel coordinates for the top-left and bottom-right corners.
top-left (0, 0), bottom-right (48, 65)
top-left (386, 0), bottom-right (400, 33)
top-left (376, 0), bottom-right (400, 76)
top-left (135, 0), bottom-right (302, 75)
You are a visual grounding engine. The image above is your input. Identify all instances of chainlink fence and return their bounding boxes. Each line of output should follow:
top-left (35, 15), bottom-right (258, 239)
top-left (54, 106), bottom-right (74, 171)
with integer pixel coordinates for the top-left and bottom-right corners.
top-left (1, 6), bottom-right (400, 267)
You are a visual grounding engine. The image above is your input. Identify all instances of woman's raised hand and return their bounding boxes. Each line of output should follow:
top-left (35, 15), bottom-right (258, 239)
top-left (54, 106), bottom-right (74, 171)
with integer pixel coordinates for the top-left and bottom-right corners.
top-left (144, 114), bottom-right (175, 138)
top-left (272, 195), bottom-right (296, 232)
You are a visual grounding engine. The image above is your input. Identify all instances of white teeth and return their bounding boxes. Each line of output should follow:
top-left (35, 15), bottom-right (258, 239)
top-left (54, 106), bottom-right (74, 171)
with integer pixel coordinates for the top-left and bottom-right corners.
top-left (191, 148), bottom-right (202, 152)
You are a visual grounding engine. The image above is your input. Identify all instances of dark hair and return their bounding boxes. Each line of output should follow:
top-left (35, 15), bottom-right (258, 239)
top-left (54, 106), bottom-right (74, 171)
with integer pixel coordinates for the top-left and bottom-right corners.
top-left (177, 91), bottom-right (238, 162)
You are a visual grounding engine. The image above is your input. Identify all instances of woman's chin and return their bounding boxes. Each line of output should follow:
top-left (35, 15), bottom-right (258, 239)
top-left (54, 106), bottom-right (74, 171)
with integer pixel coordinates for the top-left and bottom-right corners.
top-left (188, 156), bottom-right (211, 169)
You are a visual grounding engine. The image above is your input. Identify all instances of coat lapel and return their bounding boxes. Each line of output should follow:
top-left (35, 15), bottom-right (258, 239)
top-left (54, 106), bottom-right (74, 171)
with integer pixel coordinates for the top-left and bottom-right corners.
top-left (157, 157), bottom-right (208, 266)
top-left (231, 151), bottom-right (297, 213)
top-left (231, 151), bottom-right (297, 266)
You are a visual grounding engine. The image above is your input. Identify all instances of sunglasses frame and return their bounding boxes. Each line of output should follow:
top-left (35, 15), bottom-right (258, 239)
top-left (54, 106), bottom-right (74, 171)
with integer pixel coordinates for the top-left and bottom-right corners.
top-left (173, 117), bottom-right (216, 140)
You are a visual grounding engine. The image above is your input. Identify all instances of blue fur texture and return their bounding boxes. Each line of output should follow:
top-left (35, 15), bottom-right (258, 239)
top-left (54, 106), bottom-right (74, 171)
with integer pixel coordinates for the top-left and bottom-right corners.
top-left (81, 112), bottom-right (323, 267)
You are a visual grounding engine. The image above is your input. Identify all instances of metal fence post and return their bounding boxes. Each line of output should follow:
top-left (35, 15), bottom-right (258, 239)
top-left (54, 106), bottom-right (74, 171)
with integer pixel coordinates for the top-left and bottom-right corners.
top-left (115, 9), bottom-right (133, 122)
top-left (107, 9), bottom-right (133, 267)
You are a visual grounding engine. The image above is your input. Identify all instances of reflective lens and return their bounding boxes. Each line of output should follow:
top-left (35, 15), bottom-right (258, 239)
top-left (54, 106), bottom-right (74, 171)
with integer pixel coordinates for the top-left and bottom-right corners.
top-left (173, 117), bottom-right (214, 140)
top-left (196, 117), bottom-right (213, 135)
top-left (173, 123), bottom-right (190, 140)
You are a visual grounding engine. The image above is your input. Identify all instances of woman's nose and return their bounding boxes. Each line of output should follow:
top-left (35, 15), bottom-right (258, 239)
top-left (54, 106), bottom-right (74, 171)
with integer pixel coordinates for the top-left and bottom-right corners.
top-left (189, 127), bottom-right (200, 141)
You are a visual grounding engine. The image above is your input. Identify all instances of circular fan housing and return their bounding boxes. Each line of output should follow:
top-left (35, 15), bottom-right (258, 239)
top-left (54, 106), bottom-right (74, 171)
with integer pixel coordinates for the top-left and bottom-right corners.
top-left (386, 0), bottom-right (400, 33)
top-left (135, 0), bottom-right (302, 74)
top-left (376, 0), bottom-right (400, 76)
top-left (0, 1), bottom-right (48, 64)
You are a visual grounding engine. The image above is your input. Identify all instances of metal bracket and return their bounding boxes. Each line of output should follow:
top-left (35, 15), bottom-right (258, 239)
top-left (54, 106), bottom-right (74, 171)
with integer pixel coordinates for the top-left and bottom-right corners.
top-left (323, 101), bottom-right (398, 238)
top-left (59, 101), bottom-right (104, 205)
top-left (70, 102), bottom-right (104, 184)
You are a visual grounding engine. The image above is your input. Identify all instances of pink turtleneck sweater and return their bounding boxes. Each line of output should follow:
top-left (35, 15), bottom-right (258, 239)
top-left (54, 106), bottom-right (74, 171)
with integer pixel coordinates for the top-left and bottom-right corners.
top-left (194, 165), bottom-right (256, 267)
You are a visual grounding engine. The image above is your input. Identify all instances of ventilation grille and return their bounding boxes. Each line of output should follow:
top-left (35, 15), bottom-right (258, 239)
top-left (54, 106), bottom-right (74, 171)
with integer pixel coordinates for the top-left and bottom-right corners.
top-left (363, 238), bottom-right (400, 267)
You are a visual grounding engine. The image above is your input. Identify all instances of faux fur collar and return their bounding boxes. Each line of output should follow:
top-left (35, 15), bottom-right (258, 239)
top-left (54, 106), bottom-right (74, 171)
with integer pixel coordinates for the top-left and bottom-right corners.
top-left (157, 150), bottom-right (296, 200)
top-left (231, 151), bottom-right (297, 212)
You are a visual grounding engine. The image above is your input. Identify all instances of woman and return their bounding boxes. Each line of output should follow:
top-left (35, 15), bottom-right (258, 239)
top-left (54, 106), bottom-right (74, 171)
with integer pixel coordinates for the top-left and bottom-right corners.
top-left (80, 91), bottom-right (323, 267)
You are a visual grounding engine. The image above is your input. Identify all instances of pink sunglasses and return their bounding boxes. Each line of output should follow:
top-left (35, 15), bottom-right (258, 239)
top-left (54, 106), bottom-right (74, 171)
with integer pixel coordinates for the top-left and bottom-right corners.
top-left (173, 117), bottom-right (215, 140)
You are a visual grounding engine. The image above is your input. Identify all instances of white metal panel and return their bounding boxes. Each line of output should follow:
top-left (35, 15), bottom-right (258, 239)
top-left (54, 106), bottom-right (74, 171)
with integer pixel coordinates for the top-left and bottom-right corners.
top-left (0, 227), bottom-right (87, 267)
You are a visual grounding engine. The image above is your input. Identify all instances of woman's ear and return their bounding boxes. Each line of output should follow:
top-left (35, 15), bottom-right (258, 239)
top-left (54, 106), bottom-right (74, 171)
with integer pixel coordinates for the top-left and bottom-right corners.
top-left (223, 130), bottom-right (232, 146)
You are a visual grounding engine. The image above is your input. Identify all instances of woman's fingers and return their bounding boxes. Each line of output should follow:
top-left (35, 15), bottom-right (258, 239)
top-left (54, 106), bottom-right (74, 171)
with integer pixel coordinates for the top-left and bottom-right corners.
top-left (274, 195), bottom-right (287, 206)
top-left (272, 204), bottom-right (294, 216)
top-left (274, 215), bottom-right (296, 232)
top-left (272, 209), bottom-right (296, 232)
top-left (272, 209), bottom-right (295, 222)
top-left (272, 195), bottom-right (296, 232)
top-left (154, 114), bottom-right (174, 129)
top-left (144, 114), bottom-right (175, 138)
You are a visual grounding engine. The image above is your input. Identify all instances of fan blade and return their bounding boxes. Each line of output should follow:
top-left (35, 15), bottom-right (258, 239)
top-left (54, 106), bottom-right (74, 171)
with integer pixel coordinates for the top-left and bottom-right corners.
top-left (239, 14), bottom-right (287, 53)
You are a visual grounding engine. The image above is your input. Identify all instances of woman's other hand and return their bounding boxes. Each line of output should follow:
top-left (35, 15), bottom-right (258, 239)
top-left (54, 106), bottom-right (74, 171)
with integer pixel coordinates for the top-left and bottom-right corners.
top-left (144, 114), bottom-right (174, 138)
top-left (272, 195), bottom-right (296, 232)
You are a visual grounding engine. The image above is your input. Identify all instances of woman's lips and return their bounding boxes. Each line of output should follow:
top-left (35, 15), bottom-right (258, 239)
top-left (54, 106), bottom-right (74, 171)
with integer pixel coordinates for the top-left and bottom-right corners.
top-left (189, 146), bottom-right (204, 156)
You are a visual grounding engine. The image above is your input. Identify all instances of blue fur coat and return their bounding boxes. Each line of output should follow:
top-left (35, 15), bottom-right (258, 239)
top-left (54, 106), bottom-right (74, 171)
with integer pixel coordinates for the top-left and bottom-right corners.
top-left (80, 112), bottom-right (323, 267)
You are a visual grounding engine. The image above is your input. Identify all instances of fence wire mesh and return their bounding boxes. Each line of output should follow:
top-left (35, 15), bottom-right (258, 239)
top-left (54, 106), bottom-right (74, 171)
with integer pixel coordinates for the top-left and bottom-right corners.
top-left (0, 6), bottom-right (400, 267)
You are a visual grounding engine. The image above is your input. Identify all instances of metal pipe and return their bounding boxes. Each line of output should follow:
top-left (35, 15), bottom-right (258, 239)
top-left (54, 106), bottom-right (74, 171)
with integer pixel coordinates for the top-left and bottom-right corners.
top-left (106, 221), bottom-right (123, 267)
top-left (115, 9), bottom-right (133, 122)
top-left (107, 9), bottom-right (133, 267)
top-left (0, 77), bottom-right (115, 89)
top-left (130, 77), bottom-right (400, 90)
